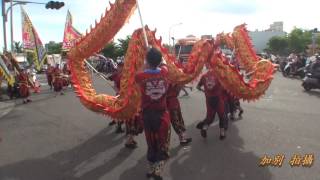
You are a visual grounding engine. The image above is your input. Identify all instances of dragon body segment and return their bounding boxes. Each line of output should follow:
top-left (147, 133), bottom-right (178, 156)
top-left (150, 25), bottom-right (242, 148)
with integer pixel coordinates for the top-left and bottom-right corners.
top-left (68, 0), bottom-right (275, 120)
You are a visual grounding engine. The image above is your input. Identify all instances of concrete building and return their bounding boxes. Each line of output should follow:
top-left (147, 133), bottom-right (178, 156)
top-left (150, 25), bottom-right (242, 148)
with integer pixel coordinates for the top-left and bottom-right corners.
top-left (201, 35), bottom-right (213, 40)
top-left (249, 21), bottom-right (286, 53)
top-left (268, 21), bottom-right (284, 32)
top-left (249, 31), bottom-right (286, 53)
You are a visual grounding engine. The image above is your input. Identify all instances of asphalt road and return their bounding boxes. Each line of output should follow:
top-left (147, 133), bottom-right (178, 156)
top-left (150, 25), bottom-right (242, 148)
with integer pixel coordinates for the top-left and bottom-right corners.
top-left (0, 73), bottom-right (319, 180)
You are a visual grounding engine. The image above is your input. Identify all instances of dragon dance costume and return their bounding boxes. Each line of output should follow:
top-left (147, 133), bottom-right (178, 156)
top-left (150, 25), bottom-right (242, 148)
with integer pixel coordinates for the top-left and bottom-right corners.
top-left (108, 71), bottom-right (121, 94)
top-left (18, 71), bottom-right (31, 103)
top-left (46, 66), bottom-right (54, 90)
top-left (136, 67), bottom-right (170, 179)
top-left (108, 66), bottom-right (143, 140)
top-left (196, 70), bottom-right (228, 139)
top-left (167, 83), bottom-right (192, 145)
top-left (108, 69), bottom-right (125, 133)
top-left (63, 1), bottom-right (276, 179)
top-left (62, 63), bottom-right (71, 87)
top-left (53, 66), bottom-right (64, 94)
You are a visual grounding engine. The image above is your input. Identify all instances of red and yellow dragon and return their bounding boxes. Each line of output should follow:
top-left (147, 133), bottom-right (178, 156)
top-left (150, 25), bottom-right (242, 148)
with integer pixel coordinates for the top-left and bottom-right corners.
top-left (68, 0), bottom-right (275, 121)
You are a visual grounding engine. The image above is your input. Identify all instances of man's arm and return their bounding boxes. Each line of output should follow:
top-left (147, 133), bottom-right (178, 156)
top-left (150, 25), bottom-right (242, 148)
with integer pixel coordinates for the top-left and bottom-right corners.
top-left (197, 77), bottom-right (204, 92)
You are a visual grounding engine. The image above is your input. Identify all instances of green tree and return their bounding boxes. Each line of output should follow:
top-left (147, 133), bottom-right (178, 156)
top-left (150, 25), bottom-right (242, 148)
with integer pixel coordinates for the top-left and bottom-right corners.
top-left (46, 41), bottom-right (62, 55)
top-left (287, 28), bottom-right (311, 53)
top-left (117, 36), bottom-right (131, 57)
top-left (26, 52), bottom-right (34, 66)
top-left (266, 36), bottom-right (289, 55)
top-left (14, 41), bottom-right (23, 53)
top-left (101, 41), bottom-right (120, 60)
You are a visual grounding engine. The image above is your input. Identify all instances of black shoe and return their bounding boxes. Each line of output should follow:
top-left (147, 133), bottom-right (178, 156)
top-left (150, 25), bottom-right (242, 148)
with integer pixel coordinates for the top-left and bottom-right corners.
top-left (146, 172), bottom-right (153, 178)
top-left (196, 122), bottom-right (204, 129)
top-left (132, 140), bottom-right (137, 144)
top-left (125, 142), bottom-right (137, 149)
top-left (219, 134), bottom-right (226, 140)
top-left (154, 175), bottom-right (163, 180)
top-left (200, 129), bottom-right (207, 138)
top-left (115, 127), bottom-right (124, 134)
top-left (180, 137), bottom-right (192, 146)
top-left (109, 121), bottom-right (116, 126)
top-left (238, 110), bottom-right (243, 118)
top-left (146, 172), bottom-right (162, 180)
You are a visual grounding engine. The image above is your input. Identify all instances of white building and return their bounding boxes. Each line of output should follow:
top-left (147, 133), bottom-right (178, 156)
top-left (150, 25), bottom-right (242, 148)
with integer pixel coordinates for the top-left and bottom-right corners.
top-left (249, 31), bottom-right (286, 53)
top-left (46, 54), bottom-right (62, 67)
top-left (15, 53), bottom-right (27, 63)
top-left (249, 21), bottom-right (286, 53)
top-left (268, 21), bottom-right (283, 32)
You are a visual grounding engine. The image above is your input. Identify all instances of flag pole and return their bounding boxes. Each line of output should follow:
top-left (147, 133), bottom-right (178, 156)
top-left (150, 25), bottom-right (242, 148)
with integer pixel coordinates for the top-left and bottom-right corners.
top-left (136, 0), bottom-right (149, 48)
top-left (84, 59), bottom-right (116, 91)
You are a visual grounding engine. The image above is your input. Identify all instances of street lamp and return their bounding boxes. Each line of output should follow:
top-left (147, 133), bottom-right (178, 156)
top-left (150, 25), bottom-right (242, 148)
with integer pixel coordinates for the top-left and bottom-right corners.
top-left (312, 28), bottom-right (318, 55)
top-left (171, 37), bottom-right (175, 48)
top-left (168, 22), bottom-right (182, 50)
top-left (2, 0), bottom-right (65, 52)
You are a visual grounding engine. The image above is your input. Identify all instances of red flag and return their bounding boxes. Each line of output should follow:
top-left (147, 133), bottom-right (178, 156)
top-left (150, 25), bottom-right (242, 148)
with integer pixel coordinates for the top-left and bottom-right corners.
top-left (21, 7), bottom-right (47, 71)
top-left (62, 10), bottom-right (82, 51)
top-left (21, 7), bottom-right (35, 50)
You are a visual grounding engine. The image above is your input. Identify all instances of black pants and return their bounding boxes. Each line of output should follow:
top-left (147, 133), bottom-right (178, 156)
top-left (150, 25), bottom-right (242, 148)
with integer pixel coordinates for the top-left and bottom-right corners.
top-left (204, 96), bottom-right (228, 129)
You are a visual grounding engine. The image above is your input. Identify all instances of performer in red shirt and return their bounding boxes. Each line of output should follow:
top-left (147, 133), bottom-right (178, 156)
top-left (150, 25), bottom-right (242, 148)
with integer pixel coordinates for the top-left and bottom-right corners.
top-left (135, 48), bottom-right (170, 180)
top-left (124, 112), bottom-right (143, 148)
top-left (177, 57), bottom-right (192, 96)
top-left (108, 61), bottom-right (123, 94)
top-left (108, 61), bottom-right (124, 133)
top-left (167, 83), bottom-right (192, 145)
top-left (226, 92), bottom-right (244, 120)
top-left (46, 65), bottom-right (54, 90)
top-left (62, 63), bottom-right (71, 88)
top-left (18, 69), bottom-right (31, 104)
top-left (226, 56), bottom-right (244, 120)
top-left (196, 70), bottom-right (228, 140)
top-left (52, 64), bottom-right (64, 95)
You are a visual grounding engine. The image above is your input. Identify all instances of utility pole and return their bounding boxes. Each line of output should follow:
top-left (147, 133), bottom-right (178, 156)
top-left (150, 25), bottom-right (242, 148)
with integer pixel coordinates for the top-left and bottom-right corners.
top-left (2, 0), bottom-right (64, 53)
top-left (2, 0), bottom-right (8, 51)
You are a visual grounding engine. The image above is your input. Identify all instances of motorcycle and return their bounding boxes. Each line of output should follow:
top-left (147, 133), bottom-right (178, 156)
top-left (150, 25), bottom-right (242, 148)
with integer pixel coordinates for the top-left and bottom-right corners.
top-left (282, 60), bottom-right (305, 78)
top-left (283, 63), bottom-right (305, 78)
top-left (302, 73), bottom-right (320, 91)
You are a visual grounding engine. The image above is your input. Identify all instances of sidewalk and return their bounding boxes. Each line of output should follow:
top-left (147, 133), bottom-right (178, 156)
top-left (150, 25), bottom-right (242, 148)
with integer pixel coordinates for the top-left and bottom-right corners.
top-left (0, 100), bottom-right (15, 120)
top-left (0, 84), bottom-right (15, 119)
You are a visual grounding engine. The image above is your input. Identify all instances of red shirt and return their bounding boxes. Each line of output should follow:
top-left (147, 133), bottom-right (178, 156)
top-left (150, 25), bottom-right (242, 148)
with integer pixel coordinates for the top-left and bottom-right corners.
top-left (198, 71), bottom-right (223, 97)
top-left (109, 72), bottom-right (121, 92)
top-left (166, 84), bottom-right (181, 110)
top-left (46, 66), bottom-right (54, 75)
top-left (63, 64), bottom-right (71, 75)
top-left (53, 67), bottom-right (62, 76)
top-left (18, 72), bottom-right (28, 84)
top-left (135, 68), bottom-right (169, 111)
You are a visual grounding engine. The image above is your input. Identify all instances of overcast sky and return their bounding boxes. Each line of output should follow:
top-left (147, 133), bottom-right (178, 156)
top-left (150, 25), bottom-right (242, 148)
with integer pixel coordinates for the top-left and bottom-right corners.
top-left (1, 0), bottom-right (320, 50)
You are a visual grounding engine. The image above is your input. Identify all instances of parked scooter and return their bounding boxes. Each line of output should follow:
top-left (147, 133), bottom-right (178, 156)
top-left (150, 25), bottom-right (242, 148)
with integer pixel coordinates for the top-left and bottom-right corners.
top-left (282, 61), bottom-right (305, 78)
top-left (302, 72), bottom-right (320, 91)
